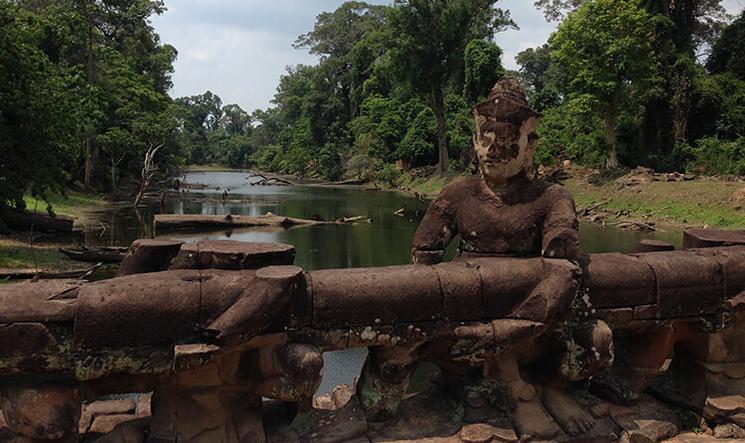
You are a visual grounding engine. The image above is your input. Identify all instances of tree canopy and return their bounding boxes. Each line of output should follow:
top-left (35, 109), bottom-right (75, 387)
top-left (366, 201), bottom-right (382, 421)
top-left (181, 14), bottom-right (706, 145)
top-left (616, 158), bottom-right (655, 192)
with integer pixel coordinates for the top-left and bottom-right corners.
top-left (1, 0), bottom-right (181, 209)
top-left (4, 0), bottom-right (745, 206)
top-left (551, 0), bottom-right (658, 168)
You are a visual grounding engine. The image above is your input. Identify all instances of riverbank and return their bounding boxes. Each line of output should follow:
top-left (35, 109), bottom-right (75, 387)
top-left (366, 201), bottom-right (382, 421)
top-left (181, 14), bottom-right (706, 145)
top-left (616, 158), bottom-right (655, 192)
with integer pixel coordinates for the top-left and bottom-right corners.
top-left (1, 192), bottom-right (105, 272)
top-left (0, 236), bottom-right (79, 273)
top-left (187, 165), bottom-right (745, 230)
top-left (397, 167), bottom-right (745, 230)
top-left (23, 192), bottom-right (104, 218)
top-left (185, 164), bottom-right (252, 173)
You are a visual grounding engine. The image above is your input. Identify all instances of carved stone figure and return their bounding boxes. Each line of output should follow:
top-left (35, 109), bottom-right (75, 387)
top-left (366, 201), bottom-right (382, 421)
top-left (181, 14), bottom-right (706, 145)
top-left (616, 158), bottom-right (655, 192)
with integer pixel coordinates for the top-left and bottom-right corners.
top-left (356, 76), bottom-right (603, 439)
top-left (412, 76), bottom-right (579, 264)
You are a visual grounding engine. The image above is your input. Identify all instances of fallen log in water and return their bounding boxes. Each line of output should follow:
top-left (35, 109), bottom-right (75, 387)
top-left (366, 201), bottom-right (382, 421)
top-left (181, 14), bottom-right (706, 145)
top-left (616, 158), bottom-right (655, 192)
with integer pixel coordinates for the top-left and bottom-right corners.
top-left (154, 212), bottom-right (366, 231)
top-left (317, 178), bottom-right (368, 186)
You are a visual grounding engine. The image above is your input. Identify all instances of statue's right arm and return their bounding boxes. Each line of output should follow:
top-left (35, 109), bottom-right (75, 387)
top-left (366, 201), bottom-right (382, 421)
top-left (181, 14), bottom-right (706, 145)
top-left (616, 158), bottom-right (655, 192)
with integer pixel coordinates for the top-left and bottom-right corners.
top-left (411, 196), bottom-right (456, 265)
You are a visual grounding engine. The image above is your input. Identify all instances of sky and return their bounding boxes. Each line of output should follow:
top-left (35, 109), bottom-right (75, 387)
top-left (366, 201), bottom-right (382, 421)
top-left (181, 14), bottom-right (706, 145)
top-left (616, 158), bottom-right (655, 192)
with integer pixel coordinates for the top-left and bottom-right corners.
top-left (151, 0), bottom-right (745, 113)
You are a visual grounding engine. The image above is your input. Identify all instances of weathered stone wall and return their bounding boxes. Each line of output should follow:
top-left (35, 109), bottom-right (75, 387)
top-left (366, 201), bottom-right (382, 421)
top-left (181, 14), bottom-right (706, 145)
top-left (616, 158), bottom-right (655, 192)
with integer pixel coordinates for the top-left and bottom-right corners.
top-left (0, 232), bottom-right (743, 442)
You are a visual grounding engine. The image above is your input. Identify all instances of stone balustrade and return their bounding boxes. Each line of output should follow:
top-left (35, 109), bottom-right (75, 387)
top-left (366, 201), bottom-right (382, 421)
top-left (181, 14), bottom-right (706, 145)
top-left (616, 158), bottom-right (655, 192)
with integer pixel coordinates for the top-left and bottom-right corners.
top-left (0, 232), bottom-right (744, 442)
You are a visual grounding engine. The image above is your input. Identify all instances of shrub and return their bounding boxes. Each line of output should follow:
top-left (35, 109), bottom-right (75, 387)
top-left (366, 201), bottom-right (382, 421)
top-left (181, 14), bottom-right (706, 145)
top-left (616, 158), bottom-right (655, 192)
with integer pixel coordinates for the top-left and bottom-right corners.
top-left (395, 108), bottom-right (437, 166)
top-left (535, 94), bottom-right (606, 167)
top-left (687, 136), bottom-right (745, 176)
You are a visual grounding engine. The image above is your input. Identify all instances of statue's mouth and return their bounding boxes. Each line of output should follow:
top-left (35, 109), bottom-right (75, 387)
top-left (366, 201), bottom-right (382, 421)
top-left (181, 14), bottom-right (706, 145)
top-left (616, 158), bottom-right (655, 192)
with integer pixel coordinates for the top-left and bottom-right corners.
top-left (483, 158), bottom-right (511, 166)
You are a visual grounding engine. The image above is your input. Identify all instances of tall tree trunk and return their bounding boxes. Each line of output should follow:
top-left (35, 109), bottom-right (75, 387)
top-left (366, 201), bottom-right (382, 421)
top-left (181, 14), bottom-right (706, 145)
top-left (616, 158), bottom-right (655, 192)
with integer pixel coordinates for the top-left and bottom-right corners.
top-left (605, 98), bottom-right (619, 169)
top-left (83, 5), bottom-right (95, 193)
top-left (432, 86), bottom-right (449, 175)
top-left (671, 59), bottom-right (693, 144)
top-left (84, 138), bottom-right (93, 192)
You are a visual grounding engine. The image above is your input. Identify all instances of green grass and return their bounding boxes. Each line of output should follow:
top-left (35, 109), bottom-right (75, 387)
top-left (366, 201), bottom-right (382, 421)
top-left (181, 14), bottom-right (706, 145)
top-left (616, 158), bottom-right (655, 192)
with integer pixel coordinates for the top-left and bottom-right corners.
top-left (397, 171), bottom-right (465, 197)
top-left (0, 240), bottom-right (74, 269)
top-left (23, 192), bottom-right (103, 217)
top-left (565, 178), bottom-right (745, 229)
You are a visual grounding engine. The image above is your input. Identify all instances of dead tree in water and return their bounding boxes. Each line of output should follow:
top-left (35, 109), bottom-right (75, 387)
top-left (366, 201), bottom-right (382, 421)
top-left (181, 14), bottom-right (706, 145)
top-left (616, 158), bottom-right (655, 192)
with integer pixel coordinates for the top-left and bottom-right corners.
top-left (133, 143), bottom-right (162, 207)
top-left (247, 170), bottom-right (295, 186)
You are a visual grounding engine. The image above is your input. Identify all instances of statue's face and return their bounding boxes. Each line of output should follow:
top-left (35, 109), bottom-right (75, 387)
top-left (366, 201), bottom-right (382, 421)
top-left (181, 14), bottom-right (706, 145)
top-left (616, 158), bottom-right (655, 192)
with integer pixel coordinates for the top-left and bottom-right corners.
top-left (474, 115), bottom-right (539, 183)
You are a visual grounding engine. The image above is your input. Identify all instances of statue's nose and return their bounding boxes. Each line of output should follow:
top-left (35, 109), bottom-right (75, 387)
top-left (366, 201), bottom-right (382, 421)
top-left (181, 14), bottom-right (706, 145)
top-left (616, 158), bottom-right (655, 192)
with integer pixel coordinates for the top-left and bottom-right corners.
top-left (487, 144), bottom-right (505, 157)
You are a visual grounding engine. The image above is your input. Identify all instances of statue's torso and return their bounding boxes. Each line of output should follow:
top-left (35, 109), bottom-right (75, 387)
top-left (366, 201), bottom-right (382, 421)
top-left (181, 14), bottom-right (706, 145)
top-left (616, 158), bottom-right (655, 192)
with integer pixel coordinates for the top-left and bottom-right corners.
top-left (414, 175), bottom-right (569, 257)
top-left (455, 177), bottom-right (553, 255)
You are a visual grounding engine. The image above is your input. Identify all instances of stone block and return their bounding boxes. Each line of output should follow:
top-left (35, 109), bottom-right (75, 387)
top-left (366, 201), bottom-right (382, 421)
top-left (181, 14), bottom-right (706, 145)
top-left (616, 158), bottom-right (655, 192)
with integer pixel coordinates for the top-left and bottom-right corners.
top-left (85, 399), bottom-right (136, 416)
top-left (311, 265), bottom-right (442, 328)
top-left (609, 395), bottom-right (680, 443)
top-left (170, 240), bottom-right (295, 270)
top-left (683, 229), bottom-right (745, 249)
top-left (581, 253), bottom-right (656, 309)
top-left (638, 251), bottom-right (723, 318)
top-left (89, 414), bottom-right (140, 434)
top-left (436, 262), bottom-right (482, 321)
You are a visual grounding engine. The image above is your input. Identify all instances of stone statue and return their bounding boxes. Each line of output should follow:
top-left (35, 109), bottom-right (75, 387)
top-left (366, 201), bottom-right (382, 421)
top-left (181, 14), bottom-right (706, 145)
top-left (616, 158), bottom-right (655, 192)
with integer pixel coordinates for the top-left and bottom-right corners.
top-left (402, 76), bottom-right (610, 439)
top-left (412, 76), bottom-right (579, 264)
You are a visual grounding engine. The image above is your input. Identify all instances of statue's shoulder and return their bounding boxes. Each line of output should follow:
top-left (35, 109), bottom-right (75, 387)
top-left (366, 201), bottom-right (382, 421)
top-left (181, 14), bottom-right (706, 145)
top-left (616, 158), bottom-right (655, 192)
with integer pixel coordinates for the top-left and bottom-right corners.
top-left (534, 179), bottom-right (574, 202)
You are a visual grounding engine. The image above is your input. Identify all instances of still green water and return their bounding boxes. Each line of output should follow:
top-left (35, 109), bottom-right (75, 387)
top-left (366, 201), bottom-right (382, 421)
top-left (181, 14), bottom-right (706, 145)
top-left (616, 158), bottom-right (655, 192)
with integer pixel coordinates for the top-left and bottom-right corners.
top-left (85, 171), bottom-right (685, 394)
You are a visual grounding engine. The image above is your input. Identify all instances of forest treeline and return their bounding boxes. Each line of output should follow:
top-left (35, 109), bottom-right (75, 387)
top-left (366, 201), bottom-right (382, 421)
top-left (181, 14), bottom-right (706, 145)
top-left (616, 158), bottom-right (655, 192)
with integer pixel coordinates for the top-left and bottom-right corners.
top-left (1, 0), bottom-right (180, 209)
top-left (180, 0), bottom-right (745, 182)
top-left (2, 0), bottom-right (745, 211)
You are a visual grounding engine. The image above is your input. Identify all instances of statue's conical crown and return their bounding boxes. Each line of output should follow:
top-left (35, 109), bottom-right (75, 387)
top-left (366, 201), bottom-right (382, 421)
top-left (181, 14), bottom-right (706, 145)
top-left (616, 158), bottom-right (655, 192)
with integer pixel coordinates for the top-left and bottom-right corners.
top-left (474, 76), bottom-right (540, 124)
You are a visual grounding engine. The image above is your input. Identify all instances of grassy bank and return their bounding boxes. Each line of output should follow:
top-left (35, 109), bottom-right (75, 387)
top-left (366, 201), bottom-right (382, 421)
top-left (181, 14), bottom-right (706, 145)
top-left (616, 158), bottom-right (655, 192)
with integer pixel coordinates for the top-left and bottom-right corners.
top-left (1, 192), bottom-right (106, 271)
top-left (397, 171), bottom-right (466, 197)
top-left (398, 170), bottom-right (745, 230)
top-left (565, 177), bottom-right (745, 229)
top-left (0, 237), bottom-right (78, 270)
top-left (185, 164), bottom-right (252, 173)
top-left (23, 192), bottom-right (104, 217)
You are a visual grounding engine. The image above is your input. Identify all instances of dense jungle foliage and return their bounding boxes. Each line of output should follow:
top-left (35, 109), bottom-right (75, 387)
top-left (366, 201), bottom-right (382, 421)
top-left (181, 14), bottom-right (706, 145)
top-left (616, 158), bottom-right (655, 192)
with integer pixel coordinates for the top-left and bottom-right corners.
top-left (188, 0), bottom-right (745, 181)
top-left (2, 0), bottom-right (744, 210)
top-left (1, 0), bottom-right (180, 208)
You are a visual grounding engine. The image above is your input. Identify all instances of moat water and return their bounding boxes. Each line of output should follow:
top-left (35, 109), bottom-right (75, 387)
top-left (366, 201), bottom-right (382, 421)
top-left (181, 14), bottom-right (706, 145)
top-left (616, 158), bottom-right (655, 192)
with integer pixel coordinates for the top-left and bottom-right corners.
top-left (82, 171), bottom-right (684, 395)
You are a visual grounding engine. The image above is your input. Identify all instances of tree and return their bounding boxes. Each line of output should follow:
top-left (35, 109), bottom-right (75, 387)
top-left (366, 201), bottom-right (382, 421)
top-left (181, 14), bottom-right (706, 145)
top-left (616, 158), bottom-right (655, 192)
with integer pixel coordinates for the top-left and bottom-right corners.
top-left (220, 104), bottom-right (251, 135)
top-left (351, 95), bottom-right (407, 161)
top-left (707, 11), bottom-right (745, 80)
top-left (536, 0), bottom-right (730, 169)
top-left (294, 2), bottom-right (388, 121)
top-left (463, 39), bottom-right (505, 103)
top-left (295, 1), bottom-right (387, 60)
top-left (533, 0), bottom-right (585, 21)
top-left (551, 0), bottom-right (657, 168)
top-left (516, 43), bottom-right (561, 111)
top-left (0, 2), bottom-right (81, 208)
top-left (176, 91), bottom-right (223, 134)
top-left (1, 0), bottom-right (182, 212)
top-left (387, 0), bottom-right (515, 174)
top-left (535, 0), bottom-right (728, 49)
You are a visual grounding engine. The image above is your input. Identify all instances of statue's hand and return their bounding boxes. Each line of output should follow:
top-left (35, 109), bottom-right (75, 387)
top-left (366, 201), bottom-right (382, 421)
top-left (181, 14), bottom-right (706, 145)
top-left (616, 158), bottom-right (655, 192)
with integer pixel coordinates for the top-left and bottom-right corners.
top-left (450, 320), bottom-right (547, 365)
top-left (207, 266), bottom-right (302, 345)
top-left (542, 228), bottom-right (579, 259)
top-left (412, 249), bottom-right (444, 265)
top-left (450, 322), bottom-right (495, 364)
